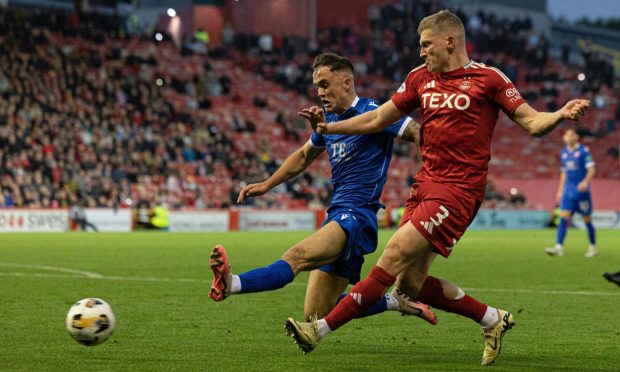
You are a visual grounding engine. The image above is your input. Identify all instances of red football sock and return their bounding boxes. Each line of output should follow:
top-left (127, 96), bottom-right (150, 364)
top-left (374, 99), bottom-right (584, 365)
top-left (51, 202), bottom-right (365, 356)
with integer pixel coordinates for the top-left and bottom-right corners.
top-left (324, 266), bottom-right (395, 330)
top-left (414, 276), bottom-right (487, 322)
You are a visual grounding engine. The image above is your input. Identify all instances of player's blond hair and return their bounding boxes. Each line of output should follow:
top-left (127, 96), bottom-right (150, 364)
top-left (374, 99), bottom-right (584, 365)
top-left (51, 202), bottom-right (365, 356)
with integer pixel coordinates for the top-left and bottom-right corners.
top-left (417, 9), bottom-right (465, 42)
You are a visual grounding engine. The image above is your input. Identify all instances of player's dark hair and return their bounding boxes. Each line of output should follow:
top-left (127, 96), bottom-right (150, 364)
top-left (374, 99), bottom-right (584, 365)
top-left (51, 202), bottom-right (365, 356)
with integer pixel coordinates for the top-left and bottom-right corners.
top-left (312, 53), bottom-right (354, 73)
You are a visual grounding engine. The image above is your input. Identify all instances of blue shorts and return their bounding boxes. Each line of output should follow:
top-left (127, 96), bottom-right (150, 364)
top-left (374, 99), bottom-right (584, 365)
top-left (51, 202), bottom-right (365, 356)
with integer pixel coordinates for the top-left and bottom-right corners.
top-left (318, 205), bottom-right (379, 285)
top-left (560, 192), bottom-right (592, 216)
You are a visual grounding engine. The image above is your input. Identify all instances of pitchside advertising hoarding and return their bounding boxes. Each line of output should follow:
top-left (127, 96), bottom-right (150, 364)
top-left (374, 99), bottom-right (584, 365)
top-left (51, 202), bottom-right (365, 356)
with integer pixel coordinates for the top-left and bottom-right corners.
top-left (169, 211), bottom-right (229, 232)
top-left (573, 211), bottom-right (620, 229)
top-left (237, 210), bottom-right (316, 231)
top-left (469, 210), bottom-right (550, 230)
top-left (0, 209), bottom-right (69, 232)
top-left (82, 209), bottom-right (132, 232)
top-left (1, 209), bottom-right (619, 232)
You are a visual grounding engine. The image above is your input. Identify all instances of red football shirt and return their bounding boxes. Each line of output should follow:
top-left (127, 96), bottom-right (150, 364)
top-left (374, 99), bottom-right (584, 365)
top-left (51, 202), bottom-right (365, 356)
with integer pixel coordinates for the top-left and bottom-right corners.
top-left (392, 61), bottom-right (526, 197)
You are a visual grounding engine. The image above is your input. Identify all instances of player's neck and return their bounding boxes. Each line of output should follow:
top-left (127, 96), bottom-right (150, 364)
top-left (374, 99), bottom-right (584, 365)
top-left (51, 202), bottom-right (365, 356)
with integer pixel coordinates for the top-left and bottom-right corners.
top-left (335, 93), bottom-right (358, 115)
top-left (441, 53), bottom-right (470, 74)
top-left (567, 143), bottom-right (579, 151)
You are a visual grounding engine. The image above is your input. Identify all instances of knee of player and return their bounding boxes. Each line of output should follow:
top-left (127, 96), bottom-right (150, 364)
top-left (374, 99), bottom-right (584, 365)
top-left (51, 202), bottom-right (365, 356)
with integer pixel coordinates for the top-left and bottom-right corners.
top-left (282, 244), bottom-right (312, 273)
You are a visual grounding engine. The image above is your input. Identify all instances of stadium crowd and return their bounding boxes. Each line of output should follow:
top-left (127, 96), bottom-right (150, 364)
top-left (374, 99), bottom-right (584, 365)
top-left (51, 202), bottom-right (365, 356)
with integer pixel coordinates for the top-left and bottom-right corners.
top-left (0, 3), bottom-right (618, 211)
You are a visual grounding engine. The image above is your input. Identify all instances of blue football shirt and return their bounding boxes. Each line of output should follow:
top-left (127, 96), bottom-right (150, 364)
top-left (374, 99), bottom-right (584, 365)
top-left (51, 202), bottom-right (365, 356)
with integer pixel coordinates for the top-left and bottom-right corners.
top-left (309, 96), bottom-right (411, 208)
top-left (560, 143), bottom-right (595, 196)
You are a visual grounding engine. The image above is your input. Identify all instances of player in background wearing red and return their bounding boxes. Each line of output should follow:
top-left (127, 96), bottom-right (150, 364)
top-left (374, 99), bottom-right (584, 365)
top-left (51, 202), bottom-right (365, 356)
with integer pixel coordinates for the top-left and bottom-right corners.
top-left (285, 10), bottom-right (590, 366)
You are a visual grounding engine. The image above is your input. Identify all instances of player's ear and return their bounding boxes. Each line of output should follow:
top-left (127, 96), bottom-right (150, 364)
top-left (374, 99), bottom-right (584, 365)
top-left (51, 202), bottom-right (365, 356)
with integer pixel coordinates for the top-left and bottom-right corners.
top-left (343, 76), bottom-right (352, 92)
top-left (446, 35), bottom-right (456, 51)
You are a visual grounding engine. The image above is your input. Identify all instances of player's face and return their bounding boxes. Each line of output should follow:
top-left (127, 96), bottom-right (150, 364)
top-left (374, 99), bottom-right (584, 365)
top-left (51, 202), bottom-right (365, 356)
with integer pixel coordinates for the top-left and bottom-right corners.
top-left (419, 29), bottom-right (450, 72)
top-left (312, 66), bottom-right (351, 114)
top-left (563, 130), bottom-right (579, 147)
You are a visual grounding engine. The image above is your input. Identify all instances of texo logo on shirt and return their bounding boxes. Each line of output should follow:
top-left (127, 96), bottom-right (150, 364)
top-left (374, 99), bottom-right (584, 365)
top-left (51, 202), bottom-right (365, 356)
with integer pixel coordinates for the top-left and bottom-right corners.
top-left (421, 92), bottom-right (471, 111)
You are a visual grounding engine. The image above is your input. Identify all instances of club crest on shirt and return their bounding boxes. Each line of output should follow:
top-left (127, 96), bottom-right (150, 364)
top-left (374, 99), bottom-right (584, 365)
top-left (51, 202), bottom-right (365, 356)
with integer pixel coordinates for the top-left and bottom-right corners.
top-left (458, 81), bottom-right (471, 91)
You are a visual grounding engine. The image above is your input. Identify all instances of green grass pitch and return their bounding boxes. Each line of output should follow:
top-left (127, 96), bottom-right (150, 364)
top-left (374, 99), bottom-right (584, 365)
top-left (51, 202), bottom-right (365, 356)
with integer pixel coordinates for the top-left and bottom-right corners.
top-left (0, 230), bottom-right (619, 371)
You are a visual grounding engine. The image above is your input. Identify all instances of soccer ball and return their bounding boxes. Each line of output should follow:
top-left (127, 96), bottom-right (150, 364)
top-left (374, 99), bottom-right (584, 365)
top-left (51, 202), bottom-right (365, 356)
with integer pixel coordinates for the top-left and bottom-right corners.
top-left (66, 298), bottom-right (116, 346)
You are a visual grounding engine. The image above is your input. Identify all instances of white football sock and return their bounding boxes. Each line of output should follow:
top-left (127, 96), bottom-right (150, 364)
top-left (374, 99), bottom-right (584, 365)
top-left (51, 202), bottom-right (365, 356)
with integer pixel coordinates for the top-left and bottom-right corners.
top-left (479, 306), bottom-right (499, 327)
top-left (316, 319), bottom-right (331, 338)
top-left (385, 293), bottom-right (400, 311)
top-left (230, 275), bottom-right (241, 294)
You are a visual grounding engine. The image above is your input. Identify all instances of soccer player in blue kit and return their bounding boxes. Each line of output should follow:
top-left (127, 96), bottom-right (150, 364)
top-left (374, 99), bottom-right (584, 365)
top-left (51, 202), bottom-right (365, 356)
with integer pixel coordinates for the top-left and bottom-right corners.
top-left (545, 128), bottom-right (597, 257)
top-left (208, 52), bottom-right (437, 324)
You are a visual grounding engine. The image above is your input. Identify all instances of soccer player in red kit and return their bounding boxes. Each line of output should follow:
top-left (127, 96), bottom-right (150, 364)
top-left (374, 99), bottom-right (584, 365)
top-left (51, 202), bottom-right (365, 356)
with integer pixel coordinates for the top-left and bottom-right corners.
top-left (286, 10), bottom-right (590, 366)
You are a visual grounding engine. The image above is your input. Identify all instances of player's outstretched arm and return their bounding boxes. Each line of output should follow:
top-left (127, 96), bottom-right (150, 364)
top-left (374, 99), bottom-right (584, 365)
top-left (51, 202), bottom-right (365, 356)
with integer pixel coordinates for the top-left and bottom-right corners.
top-left (512, 100), bottom-right (590, 137)
top-left (312, 100), bottom-right (405, 135)
top-left (237, 143), bottom-right (323, 203)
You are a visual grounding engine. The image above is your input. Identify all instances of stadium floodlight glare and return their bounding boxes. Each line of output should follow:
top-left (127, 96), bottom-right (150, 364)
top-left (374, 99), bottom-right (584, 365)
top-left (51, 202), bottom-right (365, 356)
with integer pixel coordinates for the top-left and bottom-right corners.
top-left (577, 73), bottom-right (586, 81)
top-left (155, 33), bottom-right (163, 42)
top-left (167, 8), bottom-right (176, 17)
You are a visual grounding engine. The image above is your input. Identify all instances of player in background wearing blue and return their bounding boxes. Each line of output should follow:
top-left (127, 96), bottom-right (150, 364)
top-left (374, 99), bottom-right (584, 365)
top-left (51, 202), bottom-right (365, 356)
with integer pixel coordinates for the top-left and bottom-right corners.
top-left (208, 53), bottom-right (437, 324)
top-left (545, 128), bottom-right (597, 257)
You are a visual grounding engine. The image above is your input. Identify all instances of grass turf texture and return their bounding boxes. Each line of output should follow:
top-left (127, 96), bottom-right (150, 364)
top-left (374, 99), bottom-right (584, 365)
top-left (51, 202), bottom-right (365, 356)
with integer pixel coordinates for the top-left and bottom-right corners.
top-left (0, 230), bottom-right (619, 371)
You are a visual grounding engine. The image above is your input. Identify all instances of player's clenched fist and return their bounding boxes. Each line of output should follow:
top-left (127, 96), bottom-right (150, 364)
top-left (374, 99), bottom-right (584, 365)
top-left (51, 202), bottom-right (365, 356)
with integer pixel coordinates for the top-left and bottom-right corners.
top-left (298, 106), bottom-right (328, 134)
top-left (561, 99), bottom-right (590, 121)
top-left (237, 182), bottom-right (270, 203)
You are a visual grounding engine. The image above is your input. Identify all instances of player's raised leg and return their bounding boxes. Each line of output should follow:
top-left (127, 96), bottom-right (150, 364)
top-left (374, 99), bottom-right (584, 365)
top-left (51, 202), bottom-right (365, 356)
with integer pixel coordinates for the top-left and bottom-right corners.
top-left (305, 269), bottom-right (437, 324)
top-left (397, 265), bottom-right (514, 366)
top-left (209, 221), bottom-right (346, 301)
top-left (285, 221), bottom-right (433, 352)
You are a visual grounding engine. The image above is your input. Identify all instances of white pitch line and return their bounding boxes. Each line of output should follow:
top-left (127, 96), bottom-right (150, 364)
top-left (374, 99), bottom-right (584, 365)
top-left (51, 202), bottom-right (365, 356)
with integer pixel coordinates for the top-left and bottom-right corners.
top-left (462, 287), bottom-right (620, 297)
top-left (0, 270), bottom-right (618, 297)
top-left (0, 271), bottom-right (207, 284)
top-left (0, 263), bottom-right (103, 278)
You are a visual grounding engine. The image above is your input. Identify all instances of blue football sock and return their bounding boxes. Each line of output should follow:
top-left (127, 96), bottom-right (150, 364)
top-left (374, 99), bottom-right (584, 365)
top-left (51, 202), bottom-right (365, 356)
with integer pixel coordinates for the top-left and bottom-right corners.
top-left (337, 293), bottom-right (388, 318)
top-left (238, 260), bottom-right (295, 293)
top-left (586, 222), bottom-right (596, 245)
top-left (556, 217), bottom-right (568, 245)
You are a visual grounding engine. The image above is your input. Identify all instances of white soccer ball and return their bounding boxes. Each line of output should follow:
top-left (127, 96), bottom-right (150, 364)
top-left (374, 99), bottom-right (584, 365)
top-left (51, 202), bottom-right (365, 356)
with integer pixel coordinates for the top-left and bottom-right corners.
top-left (66, 298), bottom-right (116, 346)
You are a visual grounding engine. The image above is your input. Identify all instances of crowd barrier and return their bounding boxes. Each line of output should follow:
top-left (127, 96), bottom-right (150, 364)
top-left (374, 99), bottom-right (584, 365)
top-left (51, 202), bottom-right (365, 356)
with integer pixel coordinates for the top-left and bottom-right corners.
top-left (0, 208), bottom-right (618, 232)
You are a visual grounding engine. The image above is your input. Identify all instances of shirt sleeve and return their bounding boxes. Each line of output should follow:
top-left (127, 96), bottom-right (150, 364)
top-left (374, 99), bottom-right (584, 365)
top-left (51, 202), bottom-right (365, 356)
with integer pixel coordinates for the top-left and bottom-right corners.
top-left (583, 146), bottom-right (595, 168)
top-left (560, 152), bottom-right (565, 172)
top-left (309, 131), bottom-right (326, 148)
top-left (487, 67), bottom-right (526, 116)
top-left (391, 69), bottom-right (421, 115)
top-left (383, 116), bottom-right (412, 138)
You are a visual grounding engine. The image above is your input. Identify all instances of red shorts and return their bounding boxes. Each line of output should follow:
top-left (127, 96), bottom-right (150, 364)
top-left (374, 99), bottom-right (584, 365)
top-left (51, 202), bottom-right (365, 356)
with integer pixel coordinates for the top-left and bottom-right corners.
top-left (399, 182), bottom-right (482, 258)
